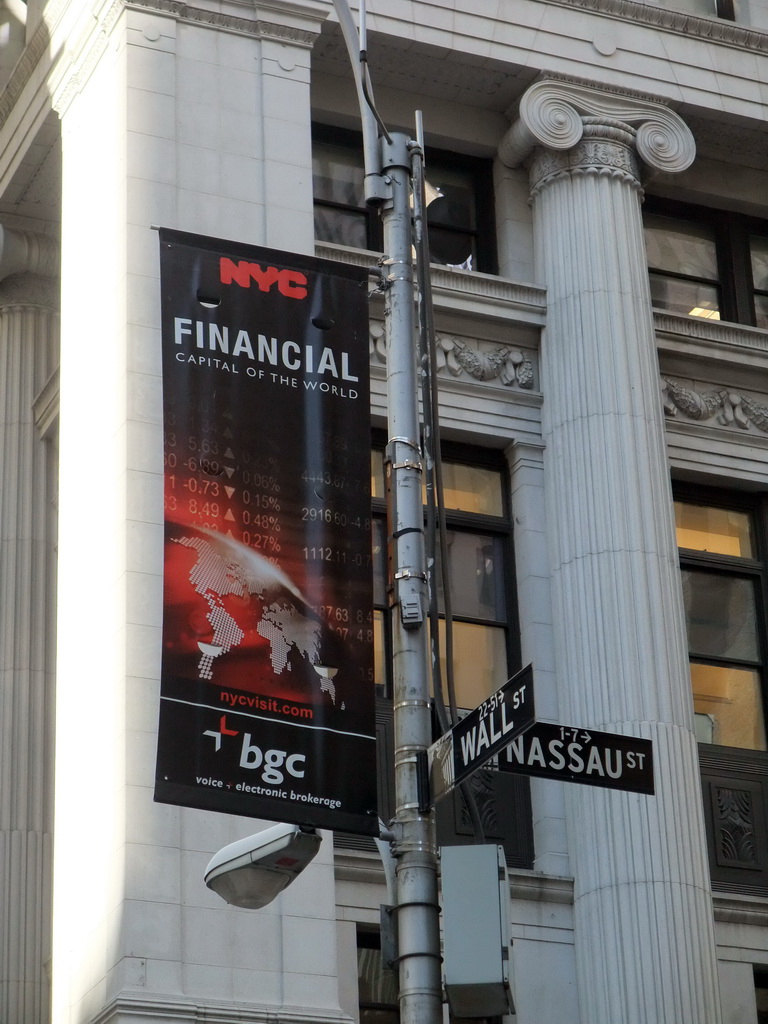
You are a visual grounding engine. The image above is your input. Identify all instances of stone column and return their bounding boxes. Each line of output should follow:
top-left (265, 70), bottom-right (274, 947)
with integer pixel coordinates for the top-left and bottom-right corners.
top-left (0, 229), bottom-right (59, 1024)
top-left (500, 77), bottom-right (722, 1023)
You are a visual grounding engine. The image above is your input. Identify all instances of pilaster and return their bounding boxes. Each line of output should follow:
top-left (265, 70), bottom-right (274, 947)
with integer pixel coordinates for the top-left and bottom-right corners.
top-left (501, 77), bottom-right (722, 1023)
top-left (0, 234), bottom-right (59, 1024)
top-left (52, 3), bottom-right (342, 1023)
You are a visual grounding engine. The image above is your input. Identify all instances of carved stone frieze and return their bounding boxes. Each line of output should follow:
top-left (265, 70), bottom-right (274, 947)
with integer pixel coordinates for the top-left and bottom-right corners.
top-left (662, 376), bottom-right (768, 433)
top-left (370, 322), bottom-right (536, 390)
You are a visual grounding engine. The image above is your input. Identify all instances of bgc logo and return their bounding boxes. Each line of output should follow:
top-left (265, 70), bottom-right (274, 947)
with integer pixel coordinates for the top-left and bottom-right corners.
top-left (219, 257), bottom-right (308, 299)
top-left (204, 715), bottom-right (306, 786)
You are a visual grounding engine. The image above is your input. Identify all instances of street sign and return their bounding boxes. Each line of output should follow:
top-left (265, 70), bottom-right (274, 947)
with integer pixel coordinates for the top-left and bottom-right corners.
top-left (499, 721), bottom-right (654, 794)
top-left (428, 665), bottom-right (535, 803)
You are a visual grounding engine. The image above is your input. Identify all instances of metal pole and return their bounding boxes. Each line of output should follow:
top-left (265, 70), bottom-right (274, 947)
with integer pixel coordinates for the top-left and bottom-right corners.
top-left (327, 8), bottom-right (442, 1024)
top-left (379, 132), bottom-right (442, 1024)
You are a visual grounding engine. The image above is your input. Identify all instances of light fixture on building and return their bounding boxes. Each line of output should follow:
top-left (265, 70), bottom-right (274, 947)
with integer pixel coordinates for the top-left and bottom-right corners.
top-left (204, 823), bottom-right (322, 909)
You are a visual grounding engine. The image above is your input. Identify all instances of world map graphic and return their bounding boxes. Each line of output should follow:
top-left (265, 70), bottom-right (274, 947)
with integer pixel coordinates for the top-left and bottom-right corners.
top-left (163, 524), bottom-right (338, 703)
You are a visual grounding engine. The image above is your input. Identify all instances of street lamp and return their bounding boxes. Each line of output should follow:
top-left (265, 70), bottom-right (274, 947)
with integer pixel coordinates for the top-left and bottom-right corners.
top-left (204, 823), bottom-right (322, 909)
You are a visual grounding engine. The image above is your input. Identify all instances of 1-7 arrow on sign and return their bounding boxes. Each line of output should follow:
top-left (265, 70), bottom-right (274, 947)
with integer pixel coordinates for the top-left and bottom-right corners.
top-left (499, 721), bottom-right (654, 795)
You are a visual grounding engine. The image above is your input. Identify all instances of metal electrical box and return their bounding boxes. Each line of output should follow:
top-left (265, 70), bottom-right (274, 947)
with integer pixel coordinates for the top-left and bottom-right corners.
top-left (441, 844), bottom-right (515, 1017)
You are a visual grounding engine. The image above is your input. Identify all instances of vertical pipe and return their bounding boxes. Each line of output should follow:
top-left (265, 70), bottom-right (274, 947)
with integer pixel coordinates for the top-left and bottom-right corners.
top-left (379, 132), bottom-right (442, 1024)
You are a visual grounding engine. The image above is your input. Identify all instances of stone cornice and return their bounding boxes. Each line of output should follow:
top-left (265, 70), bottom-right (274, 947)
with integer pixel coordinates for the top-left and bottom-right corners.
top-left (125, 0), bottom-right (325, 45)
top-left (334, 848), bottom-right (387, 887)
top-left (0, 0), bottom-right (328, 126)
top-left (0, 0), bottom-right (66, 131)
top-left (48, 0), bottom-right (327, 117)
top-left (500, 74), bottom-right (696, 174)
top-left (314, 243), bottom-right (547, 326)
top-left (552, 0), bottom-right (768, 54)
top-left (91, 994), bottom-right (354, 1024)
top-left (655, 311), bottom-right (768, 356)
top-left (713, 892), bottom-right (768, 926)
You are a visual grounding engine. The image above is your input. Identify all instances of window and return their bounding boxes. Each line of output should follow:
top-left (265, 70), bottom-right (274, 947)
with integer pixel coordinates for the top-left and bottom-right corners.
top-left (356, 930), bottom-right (506, 1024)
top-left (371, 442), bottom-right (516, 710)
top-left (644, 199), bottom-right (768, 327)
top-left (675, 491), bottom-right (768, 750)
top-left (312, 125), bottom-right (497, 274)
top-left (336, 443), bottom-right (531, 866)
top-left (756, 968), bottom-right (768, 1024)
top-left (660, 0), bottom-right (735, 17)
top-left (357, 930), bottom-right (399, 1024)
top-left (363, 441), bottom-right (532, 869)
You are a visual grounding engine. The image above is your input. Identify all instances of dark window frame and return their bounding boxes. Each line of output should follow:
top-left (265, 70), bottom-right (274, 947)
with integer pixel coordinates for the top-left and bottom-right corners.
top-left (351, 436), bottom-right (534, 870)
top-left (675, 485), bottom-right (768, 895)
top-left (371, 433), bottom-right (520, 703)
top-left (644, 197), bottom-right (768, 327)
top-left (756, 966), bottom-right (768, 1024)
top-left (357, 927), bottom-right (399, 1024)
top-left (674, 482), bottom-right (768, 747)
top-left (312, 123), bottom-right (498, 275)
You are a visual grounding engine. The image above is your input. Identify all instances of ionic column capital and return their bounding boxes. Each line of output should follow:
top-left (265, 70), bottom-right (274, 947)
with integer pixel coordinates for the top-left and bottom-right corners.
top-left (0, 225), bottom-right (59, 281)
top-left (0, 225), bottom-right (60, 310)
top-left (499, 74), bottom-right (696, 176)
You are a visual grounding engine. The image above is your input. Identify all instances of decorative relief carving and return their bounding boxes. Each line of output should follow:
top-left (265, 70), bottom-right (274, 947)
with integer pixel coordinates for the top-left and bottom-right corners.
top-left (662, 377), bottom-right (768, 433)
top-left (459, 770), bottom-right (499, 835)
top-left (370, 323), bottom-right (536, 390)
top-left (715, 786), bottom-right (756, 867)
top-left (528, 129), bottom-right (642, 196)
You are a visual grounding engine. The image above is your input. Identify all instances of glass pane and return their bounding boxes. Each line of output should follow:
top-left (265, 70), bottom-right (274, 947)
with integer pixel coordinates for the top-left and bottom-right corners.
top-left (437, 531), bottom-right (505, 620)
top-left (644, 214), bottom-right (719, 278)
top-left (358, 946), bottom-right (398, 1007)
top-left (361, 1011), bottom-right (399, 1024)
top-left (691, 662), bottom-right (766, 750)
top-left (314, 207), bottom-right (369, 249)
top-left (750, 235), bottom-right (768, 291)
top-left (682, 570), bottom-right (759, 661)
top-left (663, 0), bottom-right (717, 12)
top-left (312, 143), bottom-right (364, 206)
top-left (675, 501), bottom-right (754, 557)
top-left (755, 293), bottom-right (768, 330)
top-left (440, 462), bottom-right (504, 516)
top-left (373, 609), bottom-right (386, 695)
top-left (649, 272), bottom-right (720, 319)
top-left (371, 451), bottom-right (385, 500)
top-left (426, 166), bottom-right (476, 231)
top-left (370, 451), bottom-right (504, 517)
top-left (437, 621), bottom-right (507, 710)
top-left (372, 517), bottom-right (386, 606)
top-left (757, 977), bottom-right (768, 1013)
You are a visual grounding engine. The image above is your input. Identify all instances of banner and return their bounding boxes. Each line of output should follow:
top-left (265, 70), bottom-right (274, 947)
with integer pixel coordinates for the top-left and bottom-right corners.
top-left (155, 229), bottom-right (377, 835)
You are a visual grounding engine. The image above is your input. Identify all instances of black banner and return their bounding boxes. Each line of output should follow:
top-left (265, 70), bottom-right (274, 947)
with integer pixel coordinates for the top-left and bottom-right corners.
top-left (155, 229), bottom-right (377, 835)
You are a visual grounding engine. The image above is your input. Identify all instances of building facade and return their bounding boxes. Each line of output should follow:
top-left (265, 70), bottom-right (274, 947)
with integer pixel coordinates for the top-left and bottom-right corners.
top-left (1, 0), bottom-right (768, 1021)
